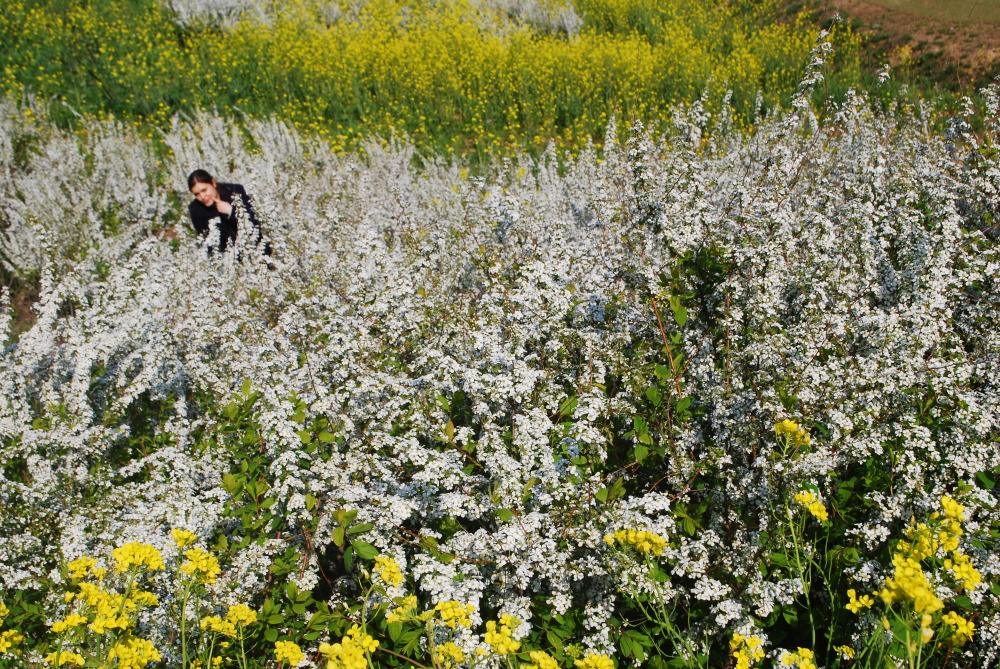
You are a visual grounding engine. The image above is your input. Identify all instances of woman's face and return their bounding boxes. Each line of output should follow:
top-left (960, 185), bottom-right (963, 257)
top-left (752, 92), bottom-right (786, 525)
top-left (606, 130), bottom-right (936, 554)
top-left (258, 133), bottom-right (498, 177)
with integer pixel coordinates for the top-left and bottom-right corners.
top-left (190, 179), bottom-right (219, 207)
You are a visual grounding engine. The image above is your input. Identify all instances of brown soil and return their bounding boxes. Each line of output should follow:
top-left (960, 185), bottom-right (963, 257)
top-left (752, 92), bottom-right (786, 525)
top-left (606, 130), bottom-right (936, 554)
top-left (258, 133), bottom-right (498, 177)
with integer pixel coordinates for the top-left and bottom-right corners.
top-left (811, 0), bottom-right (1000, 89)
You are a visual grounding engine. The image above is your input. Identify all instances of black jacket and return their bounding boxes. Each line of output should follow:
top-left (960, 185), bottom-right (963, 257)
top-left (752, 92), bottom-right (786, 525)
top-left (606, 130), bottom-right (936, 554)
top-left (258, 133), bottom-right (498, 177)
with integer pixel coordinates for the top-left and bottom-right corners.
top-left (188, 183), bottom-right (261, 254)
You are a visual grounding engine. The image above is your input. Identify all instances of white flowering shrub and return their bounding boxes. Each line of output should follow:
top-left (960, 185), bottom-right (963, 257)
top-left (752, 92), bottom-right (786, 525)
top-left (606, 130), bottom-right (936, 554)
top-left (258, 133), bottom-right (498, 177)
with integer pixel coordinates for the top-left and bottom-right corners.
top-left (1, 75), bottom-right (999, 667)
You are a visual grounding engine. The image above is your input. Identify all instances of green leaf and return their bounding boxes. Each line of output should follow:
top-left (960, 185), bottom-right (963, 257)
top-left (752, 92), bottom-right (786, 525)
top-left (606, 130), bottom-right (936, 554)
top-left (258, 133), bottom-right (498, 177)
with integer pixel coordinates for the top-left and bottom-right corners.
top-left (223, 402), bottom-right (238, 420)
top-left (388, 622), bottom-right (403, 642)
top-left (317, 431), bottom-right (338, 443)
top-left (305, 494), bottom-right (317, 511)
top-left (634, 443), bottom-right (648, 462)
top-left (332, 526), bottom-right (345, 548)
top-left (596, 488), bottom-right (609, 503)
top-left (444, 420), bottom-right (455, 439)
top-left (343, 546), bottom-right (354, 572)
top-left (264, 628), bottom-right (279, 642)
top-left (496, 509), bottom-right (514, 522)
top-left (558, 396), bottom-right (578, 417)
top-left (351, 540), bottom-right (379, 560)
top-left (347, 522), bottom-right (374, 535)
top-left (267, 614), bottom-right (284, 625)
top-left (645, 386), bottom-right (662, 407)
top-left (675, 396), bottom-right (693, 412)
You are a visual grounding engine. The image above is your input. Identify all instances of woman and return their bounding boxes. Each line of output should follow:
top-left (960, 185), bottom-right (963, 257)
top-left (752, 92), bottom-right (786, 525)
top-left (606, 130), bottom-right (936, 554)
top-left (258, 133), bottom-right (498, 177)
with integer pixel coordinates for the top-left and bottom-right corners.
top-left (187, 169), bottom-right (263, 254)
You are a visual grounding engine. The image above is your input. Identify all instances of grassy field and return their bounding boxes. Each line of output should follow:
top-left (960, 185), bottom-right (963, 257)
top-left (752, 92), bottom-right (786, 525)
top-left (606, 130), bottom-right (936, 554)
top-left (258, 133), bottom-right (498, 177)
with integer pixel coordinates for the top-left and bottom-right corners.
top-left (864, 0), bottom-right (1000, 24)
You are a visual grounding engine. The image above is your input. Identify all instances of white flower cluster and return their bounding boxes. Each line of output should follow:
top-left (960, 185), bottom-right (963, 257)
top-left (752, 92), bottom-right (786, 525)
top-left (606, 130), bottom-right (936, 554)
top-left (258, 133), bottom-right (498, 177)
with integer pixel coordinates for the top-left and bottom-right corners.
top-left (1, 81), bottom-right (999, 659)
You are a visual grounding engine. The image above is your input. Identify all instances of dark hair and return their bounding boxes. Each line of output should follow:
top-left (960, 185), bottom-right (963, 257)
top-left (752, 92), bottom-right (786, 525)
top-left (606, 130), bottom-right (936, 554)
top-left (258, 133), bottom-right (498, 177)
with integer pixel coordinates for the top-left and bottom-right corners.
top-left (187, 169), bottom-right (215, 190)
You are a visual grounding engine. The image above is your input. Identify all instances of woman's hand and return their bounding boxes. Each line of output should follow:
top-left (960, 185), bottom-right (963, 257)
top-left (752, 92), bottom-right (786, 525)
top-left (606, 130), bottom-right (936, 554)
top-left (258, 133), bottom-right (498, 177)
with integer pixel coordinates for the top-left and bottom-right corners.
top-left (214, 197), bottom-right (233, 216)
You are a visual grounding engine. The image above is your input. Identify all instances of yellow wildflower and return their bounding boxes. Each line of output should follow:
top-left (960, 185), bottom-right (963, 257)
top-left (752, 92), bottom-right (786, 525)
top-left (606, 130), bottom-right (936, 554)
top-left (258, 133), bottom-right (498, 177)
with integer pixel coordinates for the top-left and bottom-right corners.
top-left (106, 637), bottom-right (162, 669)
top-left (779, 648), bottom-right (816, 669)
top-left (792, 491), bottom-right (829, 523)
top-left (944, 552), bottom-right (982, 592)
top-left (524, 650), bottom-right (559, 669)
top-left (373, 556), bottom-right (404, 588)
top-left (775, 419), bottom-right (811, 446)
top-left (67, 557), bottom-right (97, 579)
top-left (730, 632), bottom-right (765, 669)
top-left (942, 611), bottom-right (975, 647)
top-left (225, 604), bottom-right (258, 628)
top-left (574, 653), bottom-right (614, 669)
top-left (431, 642), bottom-right (465, 669)
top-left (275, 640), bottom-right (305, 666)
top-left (940, 496), bottom-right (966, 521)
top-left (834, 645), bottom-right (854, 659)
top-left (201, 616), bottom-right (237, 638)
top-left (50, 614), bottom-right (88, 633)
top-left (180, 548), bottom-right (221, 584)
top-left (45, 650), bottom-right (86, 666)
top-left (434, 600), bottom-right (474, 629)
top-left (608, 529), bottom-right (667, 556)
top-left (845, 589), bottom-right (874, 614)
top-left (171, 529), bottom-right (198, 549)
top-left (386, 595), bottom-right (417, 623)
top-left (484, 615), bottom-right (521, 655)
top-left (112, 543), bottom-right (164, 572)
top-left (0, 629), bottom-right (24, 653)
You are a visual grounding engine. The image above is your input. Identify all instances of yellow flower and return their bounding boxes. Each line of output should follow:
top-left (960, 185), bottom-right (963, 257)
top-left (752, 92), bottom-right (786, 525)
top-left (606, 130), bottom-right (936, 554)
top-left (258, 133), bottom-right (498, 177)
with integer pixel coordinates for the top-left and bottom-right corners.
top-left (67, 557), bottom-right (97, 579)
top-left (942, 611), bottom-right (975, 647)
top-left (112, 543), bottom-right (164, 572)
top-left (180, 548), bottom-right (221, 584)
top-left (225, 604), bottom-right (258, 628)
top-left (730, 633), bottom-right (765, 669)
top-left (834, 645), bottom-right (854, 659)
top-left (373, 556), bottom-right (404, 588)
top-left (201, 615), bottom-right (237, 638)
top-left (50, 614), bottom-right (88, 633)
top-left (940, 496), bottom-right (966, 521)
top-left (574, 653), bottom-right (614, 669)
top-left (386, 595), bottom-right (417, 623)
top-left (275, 640), bottom-right (305, 666)
top-left (45, 650), bottom-right (86, 666)
top-left (319, 626), bottom-right (379, 669)
top-left (845, 589), bottom-right (874, 614)
top-left (608, 529), bottom-right (667, 556)
top-left (775, 419), bottom-right (810, 446)
top-left (434, 600), bottom-right (474, 629)
top-left (524, 650), bottom-right (559, 669)
top-left (484, 615), bottom-right (521, 655)
top-left (106, 637), bottom-right (162, 669)
top-left (792, 491), bottom-right (829, 523)
top-left (431, 642), bottom-right (465, 669)
top-left (779, 648), bottom-right (816, 669)
top-left (944, 552), bottom-right (982, 592)
top-left (171, 529), bottom-right (198, 549)
top-left (0, 629), bottom-right (24, 653)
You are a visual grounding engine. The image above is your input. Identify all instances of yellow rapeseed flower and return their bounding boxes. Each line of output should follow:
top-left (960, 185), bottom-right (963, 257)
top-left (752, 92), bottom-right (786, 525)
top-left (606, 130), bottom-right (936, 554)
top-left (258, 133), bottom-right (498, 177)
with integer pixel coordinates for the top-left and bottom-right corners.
top-left (434, 600), bottom-right (474, 629)
top-left (0, 629), bottom-right (24, 653)
top-left (225, 604), bottom-right (258, 628)
top-left (275, 639), bottom-right (305, 666)
top-left (574, 653), bottom-right (614, 669)
top-left (942, 610), bottom-right (975, 647)
top-left (67, 557), bottom-right (97, 579)
top-left (112, 543), bottom-right (164, 572)
top-left (50, 613), bottom-right (88, 633)
top-left (845, 589), bottom-right (874, 614)
top-left (171, 529), bottom-right (198, 549)
top-left (180, 548), bottom-right (221, 584)
top-left (45, 650), bottom-right (86, 666)
top-left (484, 615), bottom-right (521, 655)
top-left (524, 650), bottom-right (559, 669)
top-left (373, 556), bottom-right (403, 588)
top-left (106, 637), bottom-right (162, 669)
